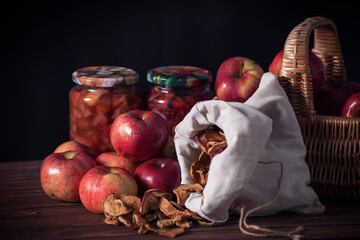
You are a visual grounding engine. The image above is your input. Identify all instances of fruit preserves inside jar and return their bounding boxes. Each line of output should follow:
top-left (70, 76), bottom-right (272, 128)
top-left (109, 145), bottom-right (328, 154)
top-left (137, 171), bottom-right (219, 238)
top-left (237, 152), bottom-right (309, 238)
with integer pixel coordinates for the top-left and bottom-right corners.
top-left (146, 66), bottom-right (214, 136)
top-left (69, 66), bottom-right (142, 154)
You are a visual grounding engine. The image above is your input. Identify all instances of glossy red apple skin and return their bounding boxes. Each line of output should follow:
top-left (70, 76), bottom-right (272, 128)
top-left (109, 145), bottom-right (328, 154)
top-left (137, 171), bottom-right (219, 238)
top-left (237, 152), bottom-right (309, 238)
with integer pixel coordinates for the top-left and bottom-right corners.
top-left (54, 140), bottom-right (98, 159)
top-left (340, 92), bottom-right (360, 118)
top-left (269, 50), bottom-right (325, 94)
top-left (79, 165), bottom-right (138, 214)
top-left (40, 151), bottom-right (96, 202)
top-left (215, 57), bottom-right (264, 102)
top-left (95, 152), bottom-right (138, 175)
top-left (133, 158), bottom-right (181, 197)
top-left (315, 80), bottom-right (360, 116)
top-left (110, 110), bottom-right (169, 163)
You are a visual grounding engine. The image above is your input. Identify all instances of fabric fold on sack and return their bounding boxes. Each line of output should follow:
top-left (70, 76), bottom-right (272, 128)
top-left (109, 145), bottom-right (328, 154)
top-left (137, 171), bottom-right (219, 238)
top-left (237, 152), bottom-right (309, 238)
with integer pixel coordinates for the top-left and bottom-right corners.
top-left (174, 72), bottom-right (325, 223)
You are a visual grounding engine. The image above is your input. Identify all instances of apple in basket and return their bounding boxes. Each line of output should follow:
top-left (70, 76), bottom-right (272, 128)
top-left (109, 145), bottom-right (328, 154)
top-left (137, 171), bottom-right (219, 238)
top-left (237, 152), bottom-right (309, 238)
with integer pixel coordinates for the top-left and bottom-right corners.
top-left (340, 92), bottom-right (360, 118)
top-left (269, 50), bottom-right (325, 94)
top-left (215, 56), bottom-right (264, 102)
top-left (40, 151), bottom-right (97, 202)
top-left (110, 110), bottom-right (169, 163)
top-left (315, 77), bottom-right (360, 116)
top-left (133, 158), bottom-right (181, 197)
top-left (79, 165), bottom-right (138, 214)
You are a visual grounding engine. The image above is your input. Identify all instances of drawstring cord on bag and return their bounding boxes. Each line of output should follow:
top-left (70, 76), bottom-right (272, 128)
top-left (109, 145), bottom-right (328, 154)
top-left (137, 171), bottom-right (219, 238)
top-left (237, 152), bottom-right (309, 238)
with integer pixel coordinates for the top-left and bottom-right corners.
top-left (238, 161), bottom-right (304, 240)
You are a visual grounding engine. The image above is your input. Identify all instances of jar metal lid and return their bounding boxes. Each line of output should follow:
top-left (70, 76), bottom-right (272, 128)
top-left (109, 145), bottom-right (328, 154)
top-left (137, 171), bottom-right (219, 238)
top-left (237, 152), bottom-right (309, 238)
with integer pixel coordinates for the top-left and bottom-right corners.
top-left (72, 66), bottom-right (139, 87)
top-left (147, 65), bottom-right (212, 87)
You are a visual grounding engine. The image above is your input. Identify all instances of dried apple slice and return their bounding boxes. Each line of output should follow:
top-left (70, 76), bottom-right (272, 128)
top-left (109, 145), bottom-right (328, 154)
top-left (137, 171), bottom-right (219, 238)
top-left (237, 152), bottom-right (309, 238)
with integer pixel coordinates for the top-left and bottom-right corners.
top-left (144, 213), bottom-right (157, 222)
top-left (118, 193), bottom-right (142, 213)
top-left (154, 210), bottom-right (165, 220)
top-left (159, 197), bottom-right (194, 220)
top-left (173, 183), bottom-right (204, 207)
top-left (144, 189), bottom-right (173, 201)
top-left (190, 151), bottom-right (211, 186)
top-left (195, 131), bottom-right (208, 152)
top-left (199, 150), bottom-right (211, 162)
top-left (205, 129), bottom-right (226, 142)
top-left (173, 186), bottom-right (188, 207)
top-left (140, 191), bottom-right (160, 215)
top-left (157, 219), bottom-right (174, 228)
top-left (132, 212), bottom-right (150, 235)
top-left (103, 193), bottom-right (131, 217)
top-left (195, 127), bottom-right (227, 157)
top-left (175, 220), bottom-right (192, 229)
top-left (190, 160), bottom-right (203, 185)
top-left (138, 225), bottom-right (149, 235)
top-left (151, 227), bottom-right (185, 238)
top-left (170, 200), bottom-right (185, 211)
top-left (118, 213), bottom-right (137, 229)
top-left (196, 170), bottom-right (207, 186)
top-left (159, 197), bottom-right (185, 219)
top-left (184, 209), bottom-right (203, 220)
top-left (207, 140), bottom-right (227, 157)
top-left (197, 220), bottom-right (215, 226)
top-left (103, 216), bottom-right (120, 226)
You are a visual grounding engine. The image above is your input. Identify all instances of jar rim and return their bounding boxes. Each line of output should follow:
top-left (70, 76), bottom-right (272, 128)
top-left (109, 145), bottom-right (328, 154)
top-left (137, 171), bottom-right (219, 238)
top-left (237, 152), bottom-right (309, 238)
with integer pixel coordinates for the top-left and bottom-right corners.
top-left (147, 65), bottom-right (212, 87)
top-left (72, 66), bottom-right (139, 87)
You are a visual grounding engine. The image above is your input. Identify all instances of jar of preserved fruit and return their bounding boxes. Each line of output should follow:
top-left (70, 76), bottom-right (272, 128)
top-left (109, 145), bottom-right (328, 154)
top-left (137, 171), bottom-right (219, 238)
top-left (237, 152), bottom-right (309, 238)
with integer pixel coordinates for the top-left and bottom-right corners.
top-left (69, 66), bottom-right (142, 154)
top-left (146, 65), bottom-right (214, 136)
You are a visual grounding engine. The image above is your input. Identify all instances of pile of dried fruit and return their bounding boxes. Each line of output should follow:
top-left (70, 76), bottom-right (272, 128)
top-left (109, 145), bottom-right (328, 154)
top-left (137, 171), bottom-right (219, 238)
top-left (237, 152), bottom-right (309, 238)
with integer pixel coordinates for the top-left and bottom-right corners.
top-left (103, 126), bottom-right (226, 238)
top-left (103, 186), bottom-right (211, 238)
top-left (191, 127), bottom-right (227, 186)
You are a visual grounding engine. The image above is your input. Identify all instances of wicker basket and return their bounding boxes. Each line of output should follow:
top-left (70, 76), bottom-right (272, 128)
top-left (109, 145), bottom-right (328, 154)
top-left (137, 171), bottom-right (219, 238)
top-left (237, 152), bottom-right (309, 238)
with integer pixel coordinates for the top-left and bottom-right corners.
top-left (277, 16), bottom-right (360, 200)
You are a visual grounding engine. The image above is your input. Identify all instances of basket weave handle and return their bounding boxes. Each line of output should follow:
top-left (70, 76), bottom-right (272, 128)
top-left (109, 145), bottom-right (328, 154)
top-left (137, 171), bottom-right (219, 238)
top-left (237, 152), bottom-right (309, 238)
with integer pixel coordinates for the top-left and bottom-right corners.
top-left (278, 16), bottom-right (346, 116)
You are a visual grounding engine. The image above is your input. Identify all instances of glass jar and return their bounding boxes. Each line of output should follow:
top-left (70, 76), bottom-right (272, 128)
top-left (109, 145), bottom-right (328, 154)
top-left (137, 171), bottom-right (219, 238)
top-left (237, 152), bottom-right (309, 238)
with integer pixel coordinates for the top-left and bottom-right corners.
top-left (69, 66), bottom-right (142, 154)
top-left (146, 65), bottom-right (214, 136)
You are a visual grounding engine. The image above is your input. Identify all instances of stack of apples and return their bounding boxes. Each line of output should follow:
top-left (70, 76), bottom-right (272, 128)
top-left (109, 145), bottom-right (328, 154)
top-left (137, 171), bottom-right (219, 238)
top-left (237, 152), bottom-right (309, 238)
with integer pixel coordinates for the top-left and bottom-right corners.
top-left (268, 50), bottom-right (360, 118)
top-left (40, 110), bottom-right (181, 214)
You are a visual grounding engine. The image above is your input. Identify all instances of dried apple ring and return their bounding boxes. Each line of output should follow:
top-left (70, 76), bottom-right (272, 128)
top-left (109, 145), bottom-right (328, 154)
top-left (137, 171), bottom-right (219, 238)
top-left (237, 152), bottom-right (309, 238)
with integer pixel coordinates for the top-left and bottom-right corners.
top-left (173, 183), bottom-right (204, 207)
top-left (103, 193), bottom-right (132, 217)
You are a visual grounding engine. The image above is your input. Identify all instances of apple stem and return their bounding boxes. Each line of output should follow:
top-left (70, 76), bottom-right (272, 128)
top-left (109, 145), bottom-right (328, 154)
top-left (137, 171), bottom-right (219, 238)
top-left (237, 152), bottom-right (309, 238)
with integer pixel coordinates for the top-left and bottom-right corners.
top-left (239, 62), bottom-right (244, 78)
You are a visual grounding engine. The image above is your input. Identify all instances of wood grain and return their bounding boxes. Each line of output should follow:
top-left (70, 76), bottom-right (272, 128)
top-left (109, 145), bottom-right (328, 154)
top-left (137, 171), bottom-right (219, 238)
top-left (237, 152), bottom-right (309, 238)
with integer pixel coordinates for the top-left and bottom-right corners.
top-left (0, 160), bottom-right (359, 240)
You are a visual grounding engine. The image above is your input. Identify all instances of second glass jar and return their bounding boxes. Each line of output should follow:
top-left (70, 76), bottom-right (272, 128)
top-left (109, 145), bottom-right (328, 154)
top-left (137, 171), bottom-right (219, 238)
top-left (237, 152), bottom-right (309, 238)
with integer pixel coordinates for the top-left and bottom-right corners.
top-left (146, 65), bottom-right (214, 136)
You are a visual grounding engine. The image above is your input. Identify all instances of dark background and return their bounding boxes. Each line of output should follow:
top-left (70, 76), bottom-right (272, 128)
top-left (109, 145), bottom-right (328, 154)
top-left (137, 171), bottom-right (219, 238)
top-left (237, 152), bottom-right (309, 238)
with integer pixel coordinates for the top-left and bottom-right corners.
top-left (1, 0), bottom-right (359, 162)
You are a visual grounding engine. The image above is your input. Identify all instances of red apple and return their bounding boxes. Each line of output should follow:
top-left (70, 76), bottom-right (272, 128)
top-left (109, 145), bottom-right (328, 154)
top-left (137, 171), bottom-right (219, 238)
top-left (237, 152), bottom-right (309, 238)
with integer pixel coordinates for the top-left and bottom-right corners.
top-left (110, 110), bottom-right (169, 163)
top-left (215, 56), bottom-right (264, 102)
top-left (315, 79), bottom-right (360, 116)
top-left (40, 151), bottom-right (96, 202)
top-left (133, 158), bottom-right (181, 197)
top-left (79, 165), bottom-right (138, 214)
top-left (95, 152), bottom-right (138, 175)
top-left (54, 140), bottom-right (98, 159)
top-left (340, 92), bottom-right (360, 118)
top-left (269, 50), bottom-right (325, 94)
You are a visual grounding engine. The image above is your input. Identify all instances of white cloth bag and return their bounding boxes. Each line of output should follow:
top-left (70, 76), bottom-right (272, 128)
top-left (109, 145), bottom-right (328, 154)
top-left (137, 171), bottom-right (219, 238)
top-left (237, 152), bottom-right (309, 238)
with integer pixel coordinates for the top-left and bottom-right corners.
top-left (174, 72), bottom-right (325, 223)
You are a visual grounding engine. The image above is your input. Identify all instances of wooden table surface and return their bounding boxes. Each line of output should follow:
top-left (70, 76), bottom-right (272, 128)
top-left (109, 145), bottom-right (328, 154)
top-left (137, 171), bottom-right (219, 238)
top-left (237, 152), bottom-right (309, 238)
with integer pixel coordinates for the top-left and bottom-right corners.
top-left (1, 160), bottom-right (359, 240)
